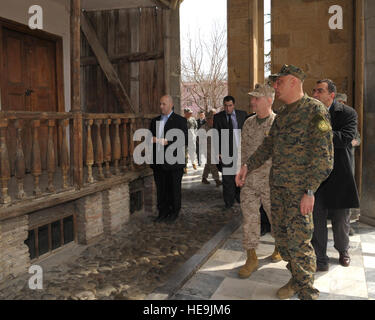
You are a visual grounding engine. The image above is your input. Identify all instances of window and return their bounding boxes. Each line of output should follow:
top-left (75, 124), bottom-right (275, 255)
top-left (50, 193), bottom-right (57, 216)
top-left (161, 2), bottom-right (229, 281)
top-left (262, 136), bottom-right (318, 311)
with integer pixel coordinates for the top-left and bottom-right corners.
top-left (25, 215), bottom-right (76, 260)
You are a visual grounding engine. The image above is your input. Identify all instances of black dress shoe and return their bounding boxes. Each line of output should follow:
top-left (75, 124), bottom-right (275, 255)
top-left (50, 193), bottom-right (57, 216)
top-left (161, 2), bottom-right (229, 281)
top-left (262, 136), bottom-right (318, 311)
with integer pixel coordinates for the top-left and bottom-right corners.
top-left (316, 264), bottom-right (329, 272)
top-left (165, 214), bottom-right (178, 224)
top-left (339, 251), bottom-right (350, 267)
top-left (153, 215), bottom-right (167, 223)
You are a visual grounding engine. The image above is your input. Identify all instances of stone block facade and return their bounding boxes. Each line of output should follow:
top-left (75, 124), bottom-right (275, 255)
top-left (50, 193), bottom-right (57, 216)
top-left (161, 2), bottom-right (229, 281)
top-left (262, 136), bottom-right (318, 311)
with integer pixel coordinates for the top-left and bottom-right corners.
top-left (102, 184), bottom-right (130, 235)
top-left (0, 215), bottom-right (29, 282)
top-left (0, 173), bottom-right (155, 283)
top-left (75, 192), bottom-right (105, 244)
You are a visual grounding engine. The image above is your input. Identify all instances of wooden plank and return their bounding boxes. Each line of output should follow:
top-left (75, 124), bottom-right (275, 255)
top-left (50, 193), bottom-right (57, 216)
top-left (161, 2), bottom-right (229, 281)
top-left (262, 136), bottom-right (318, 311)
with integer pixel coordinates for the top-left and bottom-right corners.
top-left (80, 11), bottom-right (135, 113)
top-left (80, 51), bottom-right (164, 65)
top-left (70, 0), bottom-right (81, 112)
top-left (152, 0), bottom-right (171, 9)
top-left (130, 8), bottom-right (140, 114)
top-left (0, 168), bottom-right (153, 222)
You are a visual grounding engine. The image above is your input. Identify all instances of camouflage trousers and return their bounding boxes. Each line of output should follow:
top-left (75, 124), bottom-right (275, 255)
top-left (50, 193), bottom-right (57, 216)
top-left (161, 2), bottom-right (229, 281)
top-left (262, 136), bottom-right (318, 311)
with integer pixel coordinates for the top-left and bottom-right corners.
top-left (185, 146), bottom-right (197, 166)
top-left (202, 164), bottom-right (220, 181)
top-left (240, 183), bottom-right (273, 250)
top-left (271, 185), bottom-right (319, 300)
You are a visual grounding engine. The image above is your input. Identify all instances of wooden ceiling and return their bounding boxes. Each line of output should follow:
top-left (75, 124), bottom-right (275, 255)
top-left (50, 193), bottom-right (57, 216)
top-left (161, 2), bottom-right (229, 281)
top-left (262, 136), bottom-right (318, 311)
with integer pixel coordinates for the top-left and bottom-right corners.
top-left (51, 0), bottom-right (183, 11)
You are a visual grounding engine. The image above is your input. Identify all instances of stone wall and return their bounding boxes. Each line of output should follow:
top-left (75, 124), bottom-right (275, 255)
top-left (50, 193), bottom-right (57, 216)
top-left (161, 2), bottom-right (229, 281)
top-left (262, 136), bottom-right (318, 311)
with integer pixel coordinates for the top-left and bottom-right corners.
top-left (360, 0), bottom-right (375, 226)
top-left (75, 192), bottom-right (105, 245)
top-left (271, 0), bottom-right (355, 104)
top-left (227, 0), bottom-right (264, 112)
top-left (0, 215), bottom-right (29, 282)
top-left (102, 184), bottom-right (130, 235)
top-left (0, 173), bottom-right (155, 283)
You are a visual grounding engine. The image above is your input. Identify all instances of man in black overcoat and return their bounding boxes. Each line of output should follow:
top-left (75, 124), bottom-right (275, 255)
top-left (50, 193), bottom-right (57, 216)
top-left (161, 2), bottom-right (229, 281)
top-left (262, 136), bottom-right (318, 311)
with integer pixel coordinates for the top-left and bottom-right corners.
top-left (149, 95), bottom-right (188, 223)
top-left (312, 79), bottom-right (360, 270)
top-left (213, 96), bottom-right (247, 210)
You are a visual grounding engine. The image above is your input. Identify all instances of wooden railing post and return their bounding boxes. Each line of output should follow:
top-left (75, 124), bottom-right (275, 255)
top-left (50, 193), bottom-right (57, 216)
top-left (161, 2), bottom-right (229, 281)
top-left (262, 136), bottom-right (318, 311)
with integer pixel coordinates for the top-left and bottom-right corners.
top-left (31, 120), bottom-right (42, 196)
top-left (14, 120), bottom-right (26, 199)
top-left (94, 119), bottom-right (105, 180)
top-left (129, 118), bottom-right (135, 169)
top-left (113, 118), bottom-right (121, 175)
top-left (121, 118), bottom-right (129, 171)
top-left (47, 120), bottom-right (56, 192)
top-left (0, 119), bottom-right (11, 204)
top-left (104, 119), bottom-right (112, 178)
top-left (71, 113), bottom-right (83, 188)
top-left (85, 119), bottom-right (94, 183)
top-left (60, 119), bottom-right (70, 189)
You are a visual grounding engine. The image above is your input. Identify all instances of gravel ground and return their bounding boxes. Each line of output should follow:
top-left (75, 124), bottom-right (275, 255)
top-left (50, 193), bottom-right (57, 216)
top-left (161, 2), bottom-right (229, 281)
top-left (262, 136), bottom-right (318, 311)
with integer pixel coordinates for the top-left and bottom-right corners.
top-left (0, 166), bottom-right (239, 300)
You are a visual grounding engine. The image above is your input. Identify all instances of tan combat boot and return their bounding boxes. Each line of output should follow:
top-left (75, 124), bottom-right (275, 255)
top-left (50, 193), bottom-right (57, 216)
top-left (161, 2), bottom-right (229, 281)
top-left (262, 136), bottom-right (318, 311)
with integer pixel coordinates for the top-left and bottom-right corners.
top-left (238, 249), bottom-right (258, 279)
top-left (184, 167), bottom-right (188, 174)
top-left (269, 247), bottom-right (282, 263)
top-left (276, 278), bottom-right (297, 299)
top-left (192, 163), bottom-right (197, 170)
top-left (215, 180), bottom-right (222, 187)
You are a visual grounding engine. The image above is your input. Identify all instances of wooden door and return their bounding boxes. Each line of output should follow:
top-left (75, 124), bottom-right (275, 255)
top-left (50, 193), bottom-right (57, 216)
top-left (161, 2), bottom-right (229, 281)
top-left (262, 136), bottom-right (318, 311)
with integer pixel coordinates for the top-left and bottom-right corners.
top-left (1, 27), bottom-right (59, 172)
top-left (2, 28), bottom-right (58, 112)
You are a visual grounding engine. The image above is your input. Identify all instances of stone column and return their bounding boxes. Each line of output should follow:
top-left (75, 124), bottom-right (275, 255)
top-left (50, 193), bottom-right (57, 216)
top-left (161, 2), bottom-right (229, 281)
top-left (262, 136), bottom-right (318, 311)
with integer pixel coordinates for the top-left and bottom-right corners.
top-left (102, 184), bottom-right (130, 235)
top-left (164, 7), bottom-right (181, 114)
top-left (227, 0), bottom-right (264, 112)
top-left (360, 0), bottom-right (375, 226)
top-left (0, 216), bottom-right (30, 283)
top-left (75, 193), bottom-right (104, 244)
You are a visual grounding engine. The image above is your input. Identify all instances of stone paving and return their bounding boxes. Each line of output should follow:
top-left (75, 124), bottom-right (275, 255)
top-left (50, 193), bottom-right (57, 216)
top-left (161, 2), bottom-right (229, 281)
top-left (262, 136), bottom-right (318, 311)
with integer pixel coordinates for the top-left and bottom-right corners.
top-left (173, 220), bottom-right (375, 300)
top-left (0, 165), bottom-right (234, 300)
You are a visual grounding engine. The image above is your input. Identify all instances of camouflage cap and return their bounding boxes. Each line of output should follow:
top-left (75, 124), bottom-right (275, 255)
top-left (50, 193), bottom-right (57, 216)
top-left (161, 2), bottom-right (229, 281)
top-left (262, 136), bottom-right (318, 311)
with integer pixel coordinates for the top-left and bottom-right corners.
top-left (248, 83), bottom-right (275, 98)
top-left (269, 64), bottom-right (307, 82)
top-left (335, 93), bottom-right (347, 103)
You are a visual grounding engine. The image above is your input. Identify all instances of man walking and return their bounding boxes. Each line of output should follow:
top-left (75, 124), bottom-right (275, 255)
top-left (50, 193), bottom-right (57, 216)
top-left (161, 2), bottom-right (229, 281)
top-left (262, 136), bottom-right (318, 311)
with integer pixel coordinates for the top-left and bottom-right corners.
top-left (150, 95), bottom-right (188, 224)
top-left (237, 65), bottom-right (333, 300)
top-left (214, 96), bottom-right (247, 211)
top-left (235, 84), bottom-right (281, 279)
top-left (311, 79), bottom-right (360, 271)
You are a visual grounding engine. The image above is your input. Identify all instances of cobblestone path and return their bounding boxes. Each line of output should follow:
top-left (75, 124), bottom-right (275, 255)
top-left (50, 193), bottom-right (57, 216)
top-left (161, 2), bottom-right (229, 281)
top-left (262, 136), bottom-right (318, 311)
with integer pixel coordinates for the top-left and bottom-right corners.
top-left (0, 167), bottom-right (238, 300)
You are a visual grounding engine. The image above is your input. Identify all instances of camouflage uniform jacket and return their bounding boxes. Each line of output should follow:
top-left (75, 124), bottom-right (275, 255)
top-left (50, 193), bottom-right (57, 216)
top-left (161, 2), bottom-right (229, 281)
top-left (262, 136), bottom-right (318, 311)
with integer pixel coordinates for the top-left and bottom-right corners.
top-left (241, 112), bottom-right (276, 189)
top-left (246, 94), bottom-right (334, 192)
top-left (187, 117), bottom-right (198, 131)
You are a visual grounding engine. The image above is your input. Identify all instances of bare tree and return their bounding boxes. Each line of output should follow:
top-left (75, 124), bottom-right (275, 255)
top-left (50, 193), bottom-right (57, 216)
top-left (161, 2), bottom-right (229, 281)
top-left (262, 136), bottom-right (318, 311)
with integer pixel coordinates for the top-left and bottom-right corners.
top-left (181, 23), bottom-right (227, 113)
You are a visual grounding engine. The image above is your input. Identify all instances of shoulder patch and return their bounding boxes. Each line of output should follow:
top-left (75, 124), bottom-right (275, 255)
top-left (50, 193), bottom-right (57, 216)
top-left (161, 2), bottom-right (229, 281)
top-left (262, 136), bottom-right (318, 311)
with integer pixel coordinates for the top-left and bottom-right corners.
top-left (312, 114), bottom-right (331, 133)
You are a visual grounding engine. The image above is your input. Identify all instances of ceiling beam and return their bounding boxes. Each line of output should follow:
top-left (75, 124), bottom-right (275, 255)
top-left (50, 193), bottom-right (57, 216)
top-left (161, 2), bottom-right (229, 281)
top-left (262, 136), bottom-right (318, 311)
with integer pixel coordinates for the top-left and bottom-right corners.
top-left (152, 0), bottom-right (171, 9)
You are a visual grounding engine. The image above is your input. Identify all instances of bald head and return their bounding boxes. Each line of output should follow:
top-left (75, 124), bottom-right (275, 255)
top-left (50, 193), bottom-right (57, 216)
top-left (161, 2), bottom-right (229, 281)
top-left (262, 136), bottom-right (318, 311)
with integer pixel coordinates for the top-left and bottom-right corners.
top-left (160, 95), bottom-right (174, 115)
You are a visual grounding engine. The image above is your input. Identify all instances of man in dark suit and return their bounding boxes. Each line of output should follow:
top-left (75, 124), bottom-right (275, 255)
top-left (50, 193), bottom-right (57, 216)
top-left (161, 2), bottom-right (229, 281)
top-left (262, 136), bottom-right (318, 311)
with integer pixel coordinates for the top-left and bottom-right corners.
top-left (312, 79), bottom-right (360, 270)
top-left (149, 95), bottom-right (188, 223)
top-left (213, 96), bottom-right (247, 210)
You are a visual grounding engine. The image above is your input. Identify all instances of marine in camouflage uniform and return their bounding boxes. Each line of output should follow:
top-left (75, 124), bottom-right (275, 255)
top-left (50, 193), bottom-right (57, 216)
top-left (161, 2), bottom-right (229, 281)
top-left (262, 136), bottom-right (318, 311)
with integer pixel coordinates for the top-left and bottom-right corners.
top-left (245, 65), bottom-right (334, 300)
top-left (236, 83), bottom-right (282, 280)
top-left (240, 85), bottom-right (276, 250)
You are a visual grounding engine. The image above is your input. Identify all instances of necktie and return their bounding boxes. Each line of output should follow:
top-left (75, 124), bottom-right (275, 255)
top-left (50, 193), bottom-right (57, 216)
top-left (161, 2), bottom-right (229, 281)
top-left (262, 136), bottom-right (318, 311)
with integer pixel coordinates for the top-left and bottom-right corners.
top-left (227, 114), bottom-right (234, 156)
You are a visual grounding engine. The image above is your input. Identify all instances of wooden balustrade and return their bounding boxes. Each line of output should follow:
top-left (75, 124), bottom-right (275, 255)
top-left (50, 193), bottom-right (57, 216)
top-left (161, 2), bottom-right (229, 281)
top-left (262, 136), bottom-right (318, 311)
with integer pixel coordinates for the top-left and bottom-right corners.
top-left (14, 120), bottom-right (25, 199)
top-left (0, 119), bottom-right (11, 204)
top-left (0, 111), bottom-right (157, 206)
